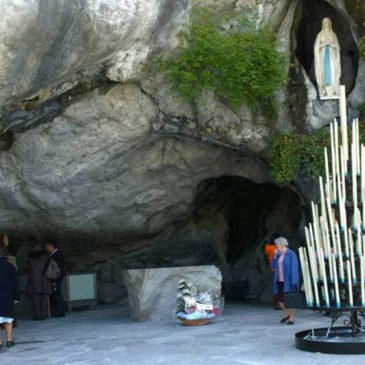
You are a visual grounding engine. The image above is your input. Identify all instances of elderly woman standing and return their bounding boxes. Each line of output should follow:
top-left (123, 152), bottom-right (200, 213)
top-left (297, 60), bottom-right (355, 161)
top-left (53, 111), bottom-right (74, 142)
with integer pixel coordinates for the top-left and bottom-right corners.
top-left (271, 237), bottom-right (299, 325)
top-left (0, 246), bottom-right (20, 350)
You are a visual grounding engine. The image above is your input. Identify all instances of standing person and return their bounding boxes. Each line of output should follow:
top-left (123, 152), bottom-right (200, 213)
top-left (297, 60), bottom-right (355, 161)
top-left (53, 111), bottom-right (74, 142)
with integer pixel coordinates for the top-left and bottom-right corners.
top-left (26, 247), bottom-right (52, 320)
top-left (45, 243), bottom-right (66, 318)
top-left (264, 233), bottom-right (281, 310)
top-left (2, 234), bottom-right (17, 270)
top-left (0, 246), bottom-right (20, 350)
top-left (2, 234), bottom-right (18, 328)
top-left (271, 237), bottom-right (299, 325)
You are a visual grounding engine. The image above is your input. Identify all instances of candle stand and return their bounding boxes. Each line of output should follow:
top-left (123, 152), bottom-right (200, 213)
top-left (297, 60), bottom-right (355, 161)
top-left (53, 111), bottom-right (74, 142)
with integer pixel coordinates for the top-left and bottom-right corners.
top-left (296, 276), bottom-right (365, 353)
top-left (296, 100), bottom-right (365, 353)
top-left (295, 307), bottom-right (365, 354)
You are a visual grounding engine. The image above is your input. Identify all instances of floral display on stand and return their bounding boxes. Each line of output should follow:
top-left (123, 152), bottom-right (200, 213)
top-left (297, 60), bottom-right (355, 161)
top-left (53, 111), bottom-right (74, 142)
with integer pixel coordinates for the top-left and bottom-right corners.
top-left (175, 280), bottom-right (220, 326)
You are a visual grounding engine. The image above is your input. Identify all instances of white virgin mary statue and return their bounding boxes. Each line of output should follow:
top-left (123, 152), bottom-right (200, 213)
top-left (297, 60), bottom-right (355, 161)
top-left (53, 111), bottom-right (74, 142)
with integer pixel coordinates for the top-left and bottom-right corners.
top-left (314, 17), bottom-right (341, 100)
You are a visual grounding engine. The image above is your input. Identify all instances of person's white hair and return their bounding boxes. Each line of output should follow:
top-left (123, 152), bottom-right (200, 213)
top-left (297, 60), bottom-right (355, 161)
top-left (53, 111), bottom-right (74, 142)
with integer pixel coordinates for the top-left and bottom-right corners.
top-left (274, 237), bottom-right (289, 247)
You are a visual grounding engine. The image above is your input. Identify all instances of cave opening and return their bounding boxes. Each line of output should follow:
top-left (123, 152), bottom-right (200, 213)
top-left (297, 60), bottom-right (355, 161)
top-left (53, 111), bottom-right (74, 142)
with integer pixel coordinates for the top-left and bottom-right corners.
top-left (7, 175), bottom-right (305, 306)
top-left (193, 176), bottom-right (303, 299)
top-left (295, 0), bottom-right (359, 94)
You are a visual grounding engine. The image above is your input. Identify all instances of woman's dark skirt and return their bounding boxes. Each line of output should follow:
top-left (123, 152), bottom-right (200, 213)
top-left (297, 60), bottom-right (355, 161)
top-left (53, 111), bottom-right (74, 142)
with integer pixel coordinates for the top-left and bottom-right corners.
top-left (277, 281), bottom-right (284, 303)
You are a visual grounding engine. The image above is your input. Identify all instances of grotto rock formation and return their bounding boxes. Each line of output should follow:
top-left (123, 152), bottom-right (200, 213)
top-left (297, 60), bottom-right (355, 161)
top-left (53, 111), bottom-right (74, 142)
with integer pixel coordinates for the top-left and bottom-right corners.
top-left (0, 0), bottom-right (364, 303)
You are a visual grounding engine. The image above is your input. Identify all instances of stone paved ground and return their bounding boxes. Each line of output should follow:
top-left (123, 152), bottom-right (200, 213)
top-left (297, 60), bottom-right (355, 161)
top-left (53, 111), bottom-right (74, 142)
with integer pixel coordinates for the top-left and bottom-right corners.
top-left (1, 302), bottom-right (364, 364)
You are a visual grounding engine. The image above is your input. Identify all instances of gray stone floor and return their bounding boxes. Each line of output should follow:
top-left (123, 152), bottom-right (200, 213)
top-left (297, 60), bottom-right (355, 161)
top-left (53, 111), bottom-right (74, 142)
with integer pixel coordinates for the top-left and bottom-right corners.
top-left (1, 302), bottom-right (364, 364)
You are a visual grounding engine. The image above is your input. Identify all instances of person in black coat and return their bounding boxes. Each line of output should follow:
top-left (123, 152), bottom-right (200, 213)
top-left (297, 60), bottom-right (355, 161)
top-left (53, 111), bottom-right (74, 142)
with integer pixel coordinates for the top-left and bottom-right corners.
top-left (26, 247), bottom-right (52, 320)
top-left (0, 246), bottom-right (20, 349)
top-left (45, 243), bottom-right (66, 317)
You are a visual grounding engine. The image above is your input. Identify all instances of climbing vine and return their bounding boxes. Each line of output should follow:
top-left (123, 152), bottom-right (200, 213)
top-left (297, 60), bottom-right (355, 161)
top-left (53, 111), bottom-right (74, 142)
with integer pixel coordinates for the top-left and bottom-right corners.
top-left (271, 128), bottom-right (330, 186)
top-left (271, 115), bottom-right (365, 186)
top-left (159, 8), bottom-right (287, 112)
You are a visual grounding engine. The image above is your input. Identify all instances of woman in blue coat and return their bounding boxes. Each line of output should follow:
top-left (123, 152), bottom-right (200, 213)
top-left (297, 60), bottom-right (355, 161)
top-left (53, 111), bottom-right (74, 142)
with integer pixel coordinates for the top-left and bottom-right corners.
top-left (271, 237), bottom-right (299, 325)
top-left (0, 246), bottom-right (20, 349)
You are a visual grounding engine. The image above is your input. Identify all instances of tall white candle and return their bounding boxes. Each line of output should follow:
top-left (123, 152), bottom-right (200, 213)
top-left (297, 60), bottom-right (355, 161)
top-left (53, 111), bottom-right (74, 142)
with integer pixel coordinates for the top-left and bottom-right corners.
top-left (334, 120), bottom-right (340, 192)
top-left (319, 177), bottom-right (327, 220)
top-left (362, 145), bottom-right (365, 201)
top-left (309, 224), bottom-right (319, 283)
top-left (308, 245), bottom-right (320, 307)
top-left (322, 217), bottom-right (333, 282)
top-left (309, 242), bottom-right (318, 283)
top-left (312, 203), bottom-right (322, 256)
top-left (330, 122), bottom-right (337, 203)
top-left (335, 223), bottom-right (345, 282)
top-left (358, 208), bottom-right (363, 230)
top-left (303, 249), bottom-right (314, 306)
top-left (314, 204), bottom-right (318, 242)
top-left (357, 218), bottom-right (362, 257)
top-left (352, 120), bottom-right (357, 175)
top-left (332, 254), bottom-right (341, 308)
top-left (320, 216), bottom-right (330, 259)
top-left (305, 227), bottom-right (310, 248)
top-left (324, 148), bottom-right (331, 204)
top-left (340, 85), bottom-right (348, 162)
top-left (299, 248), bottom-right (310, 306)
top-left (300, 248), bottom-right (313, 307)
top-left (347, 260), bottom-right (354, 307)
top-left (352, 142), bottom-right (358, 224)
top-left (308, 224), bottom-right (314, 247)
top-left (356, 118), bottom-right (361, 175)
top-left (339, 146), bottom-right (347, 235)
top-left (319, 248), bottom-right (330, 307)
top-left (352, 119), bottom-right (355, 162)
top-left (348, 230), bottom-right (357, 283)
top-left (343, 204), bottom-right (350, 258)
top-left (360, 145), bottom-right (365, 230)
top-left (326, 187), bottom-right (337, 256)
top-left (361, 256), bottom-right (365, 307)
top-left (340, 145), bottom-right (347, 201)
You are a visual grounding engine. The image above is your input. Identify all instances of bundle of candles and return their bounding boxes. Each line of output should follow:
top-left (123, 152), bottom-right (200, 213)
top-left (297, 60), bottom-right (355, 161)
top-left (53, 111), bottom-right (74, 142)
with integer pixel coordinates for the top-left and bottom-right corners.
top-left (299, 87), bottom-right (365, 309)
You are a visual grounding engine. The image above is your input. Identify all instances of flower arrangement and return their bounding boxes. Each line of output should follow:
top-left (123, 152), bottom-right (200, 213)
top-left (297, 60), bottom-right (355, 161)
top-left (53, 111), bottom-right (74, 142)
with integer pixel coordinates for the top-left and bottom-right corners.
top-left (175, 279), bottom-right (220, 326)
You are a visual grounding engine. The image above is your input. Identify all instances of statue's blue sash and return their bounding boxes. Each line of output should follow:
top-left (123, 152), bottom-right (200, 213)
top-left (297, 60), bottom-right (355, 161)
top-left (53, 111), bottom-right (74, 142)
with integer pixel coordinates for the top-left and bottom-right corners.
top-left (323, 44), bottom-right (332, 86)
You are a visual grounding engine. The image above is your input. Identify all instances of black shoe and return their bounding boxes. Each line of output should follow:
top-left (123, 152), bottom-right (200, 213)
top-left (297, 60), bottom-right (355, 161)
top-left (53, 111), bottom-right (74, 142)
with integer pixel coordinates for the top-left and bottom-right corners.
top-left (7, 341), bottom-right (14, 348)
top-left (287, 320), bottom-right (295, 325)
top-left (280, 316), bottom-right (290, 323)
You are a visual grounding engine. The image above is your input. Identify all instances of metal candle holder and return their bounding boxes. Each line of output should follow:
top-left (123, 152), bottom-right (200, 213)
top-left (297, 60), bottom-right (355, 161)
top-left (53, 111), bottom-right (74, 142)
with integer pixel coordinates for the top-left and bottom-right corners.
top-left (297, 86), bottom-right (365, 354)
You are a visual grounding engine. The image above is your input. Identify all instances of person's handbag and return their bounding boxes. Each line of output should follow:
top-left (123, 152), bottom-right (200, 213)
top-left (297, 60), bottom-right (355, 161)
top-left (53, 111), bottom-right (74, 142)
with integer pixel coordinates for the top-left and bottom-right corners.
top-left (45, 259), bottom-right (61, 280)
top-left (283, 291), bottom-right (306, 308)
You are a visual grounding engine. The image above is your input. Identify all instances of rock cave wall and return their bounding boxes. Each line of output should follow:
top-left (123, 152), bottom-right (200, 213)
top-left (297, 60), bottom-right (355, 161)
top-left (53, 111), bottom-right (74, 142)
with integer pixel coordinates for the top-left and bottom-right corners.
top-left (92, 176), bottom-right (304, 304)
top-left (0, 0), bottom-right (363, 303)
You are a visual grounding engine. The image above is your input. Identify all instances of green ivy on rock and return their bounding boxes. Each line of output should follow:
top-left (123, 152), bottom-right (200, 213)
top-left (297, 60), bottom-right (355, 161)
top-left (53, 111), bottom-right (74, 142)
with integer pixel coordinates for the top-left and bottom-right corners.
top-left (159, 9), bottom-right (287, 112)
top-left (271, 128), bottom-right (329, 186)
top-left (272, 115), bottom-right (365, 186)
